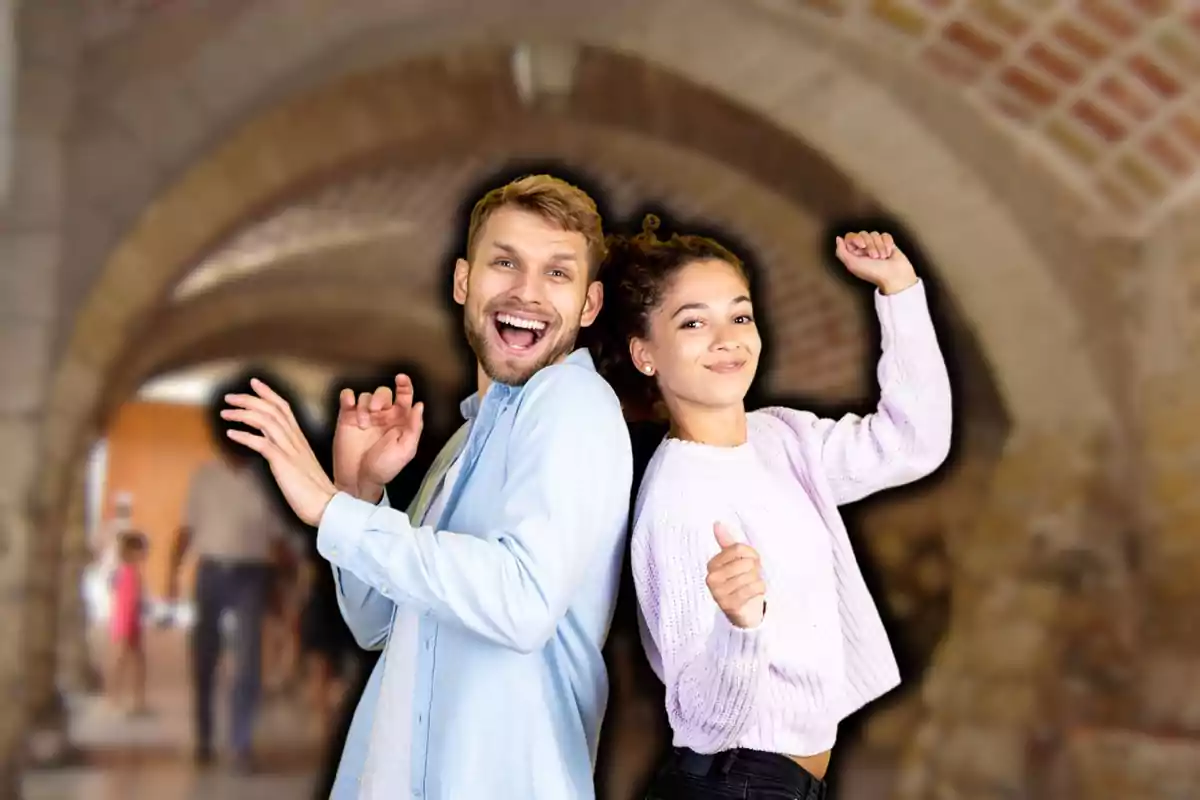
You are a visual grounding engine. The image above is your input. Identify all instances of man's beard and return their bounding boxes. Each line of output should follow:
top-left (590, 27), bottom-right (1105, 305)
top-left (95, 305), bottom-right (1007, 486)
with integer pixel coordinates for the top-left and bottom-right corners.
top-left (464, 311), bottom-right (581, 387)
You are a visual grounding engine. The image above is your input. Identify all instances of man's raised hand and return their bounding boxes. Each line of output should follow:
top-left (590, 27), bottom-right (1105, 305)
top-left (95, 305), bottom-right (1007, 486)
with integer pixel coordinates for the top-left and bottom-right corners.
top-left (222, 378), bottom-right (337, 527)
top-left (333, 374), bottom-right (425, 503)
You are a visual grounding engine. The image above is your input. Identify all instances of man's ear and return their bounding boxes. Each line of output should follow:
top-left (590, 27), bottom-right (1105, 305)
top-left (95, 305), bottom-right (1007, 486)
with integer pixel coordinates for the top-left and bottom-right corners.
top-left (452, 258), bottom-right (469, 306)
top-left (579, 280), bottom-right (604, 328)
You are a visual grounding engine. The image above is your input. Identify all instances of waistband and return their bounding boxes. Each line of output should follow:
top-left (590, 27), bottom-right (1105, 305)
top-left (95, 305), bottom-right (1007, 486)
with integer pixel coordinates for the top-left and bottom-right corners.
top-left (671, 746), bottom-right (827, 799)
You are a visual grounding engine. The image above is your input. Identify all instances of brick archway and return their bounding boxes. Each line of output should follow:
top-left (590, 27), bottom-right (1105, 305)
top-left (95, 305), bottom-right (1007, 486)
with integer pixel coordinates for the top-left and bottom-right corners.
top-left (9, 3), bottom-right (1182, 794)
top-left (57, 3), bottom-right (1117, 465)
top-left (49, 45), bottom-right (1114, 506)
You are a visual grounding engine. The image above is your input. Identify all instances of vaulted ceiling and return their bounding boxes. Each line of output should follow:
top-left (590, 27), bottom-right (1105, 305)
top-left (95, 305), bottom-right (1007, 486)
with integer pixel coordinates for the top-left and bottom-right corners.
top-left (82, 0), bottom-right (1200, 235)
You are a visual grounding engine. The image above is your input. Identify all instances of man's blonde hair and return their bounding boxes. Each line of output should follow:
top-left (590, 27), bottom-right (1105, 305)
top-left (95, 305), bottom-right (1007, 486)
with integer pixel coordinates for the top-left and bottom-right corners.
top-left (466, 175), bottom-right (607, 278)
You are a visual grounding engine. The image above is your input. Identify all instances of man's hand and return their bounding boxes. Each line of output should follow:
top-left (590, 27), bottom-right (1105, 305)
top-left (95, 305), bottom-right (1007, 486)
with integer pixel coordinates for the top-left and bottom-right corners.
top-left (223, 378), bottom-right (339, 527)
top-left (706, 522), bottom-right (766, 629)
top-left (835, 231), bottom-right (918, 296)
top-left (333, 374), bottom-right (425, 503)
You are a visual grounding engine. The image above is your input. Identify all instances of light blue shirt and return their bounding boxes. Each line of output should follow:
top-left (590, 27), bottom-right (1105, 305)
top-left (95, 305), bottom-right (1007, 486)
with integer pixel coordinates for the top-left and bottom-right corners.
top-left (318, 349), bottom-right (633, 799)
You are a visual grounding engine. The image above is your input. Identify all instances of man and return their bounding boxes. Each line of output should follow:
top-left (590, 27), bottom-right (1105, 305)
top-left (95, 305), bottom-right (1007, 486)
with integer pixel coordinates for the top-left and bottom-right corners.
top-left (223, 175), bottom-right (634, 799)
top-left (167, 384), bottom-right (290, 772)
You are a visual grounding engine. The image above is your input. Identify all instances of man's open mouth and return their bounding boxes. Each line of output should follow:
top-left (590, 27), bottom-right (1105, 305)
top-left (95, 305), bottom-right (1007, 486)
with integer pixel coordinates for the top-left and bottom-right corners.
top-left (493, 312), bottom-right (548, 351)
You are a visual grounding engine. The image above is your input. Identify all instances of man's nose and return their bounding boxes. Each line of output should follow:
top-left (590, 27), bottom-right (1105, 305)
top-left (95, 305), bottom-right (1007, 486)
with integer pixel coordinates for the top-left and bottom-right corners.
top-left (512, 270), bottom-right (549, 302)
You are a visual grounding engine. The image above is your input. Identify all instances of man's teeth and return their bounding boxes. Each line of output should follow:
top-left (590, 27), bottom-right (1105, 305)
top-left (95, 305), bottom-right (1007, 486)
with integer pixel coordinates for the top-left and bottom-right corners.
top-left (497, 313), bottom-right (547, 331)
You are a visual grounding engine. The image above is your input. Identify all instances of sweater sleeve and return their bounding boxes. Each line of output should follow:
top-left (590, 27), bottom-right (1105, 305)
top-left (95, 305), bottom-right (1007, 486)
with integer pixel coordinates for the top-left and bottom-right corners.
top-left (762, 280), bottom-right (952, 506)
top-left (631, 511), bottom-right (768, 753)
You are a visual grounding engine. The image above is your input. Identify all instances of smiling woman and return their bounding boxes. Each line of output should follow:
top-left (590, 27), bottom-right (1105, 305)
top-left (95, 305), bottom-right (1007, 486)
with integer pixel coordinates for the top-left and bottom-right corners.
top-left (588, 215), bottom-right (752, 423)
top-left (588, 219), bottom-right (953, 799)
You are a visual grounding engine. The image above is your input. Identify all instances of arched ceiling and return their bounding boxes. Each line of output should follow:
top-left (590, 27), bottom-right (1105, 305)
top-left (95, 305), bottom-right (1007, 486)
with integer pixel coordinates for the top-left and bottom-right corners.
top-left (41, 0), bottom-right (1125, 511)
top-left (79, 0), bottom-right (1200, 235)
top-left (176, 156), bottom-right (648, 302)
top-left (124, 142), bottom-right (866, 404)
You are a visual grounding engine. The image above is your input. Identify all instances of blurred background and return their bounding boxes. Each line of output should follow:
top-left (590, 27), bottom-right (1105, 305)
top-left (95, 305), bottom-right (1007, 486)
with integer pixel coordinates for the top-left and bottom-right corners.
top-left (2, 0), bottom-right (1199, 798)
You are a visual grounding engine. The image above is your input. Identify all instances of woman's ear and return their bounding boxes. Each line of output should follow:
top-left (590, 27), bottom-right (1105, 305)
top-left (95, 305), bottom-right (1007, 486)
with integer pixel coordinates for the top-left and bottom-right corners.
top-left (629, 338), bottom-right (655, 377)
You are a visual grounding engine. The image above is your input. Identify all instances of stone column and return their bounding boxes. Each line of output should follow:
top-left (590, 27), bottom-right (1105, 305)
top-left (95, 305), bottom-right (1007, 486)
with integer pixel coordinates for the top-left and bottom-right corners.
top-left (58, 464), bottom-right (101, 696)
top-left (1100, 211), bottom-right (1200, 793)
top-left (0, 3), bottom-right (78, 791)
top-left (896, 422), bottom-right (1136, 799)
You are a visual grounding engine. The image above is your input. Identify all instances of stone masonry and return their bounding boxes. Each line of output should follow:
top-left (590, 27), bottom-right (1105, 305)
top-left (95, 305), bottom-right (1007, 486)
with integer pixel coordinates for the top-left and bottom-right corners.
top-left (2, 3), bottom-right (1199, 799)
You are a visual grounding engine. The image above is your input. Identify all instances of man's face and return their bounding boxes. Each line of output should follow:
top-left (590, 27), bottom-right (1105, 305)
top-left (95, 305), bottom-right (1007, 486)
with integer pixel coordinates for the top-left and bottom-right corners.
top-left (454, 206), bottom-right (603, 387)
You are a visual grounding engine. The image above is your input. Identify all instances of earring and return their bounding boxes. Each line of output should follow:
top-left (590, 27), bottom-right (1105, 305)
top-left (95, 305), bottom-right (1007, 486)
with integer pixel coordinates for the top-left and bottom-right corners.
top-left (643, 365), bottom-right (654, 375)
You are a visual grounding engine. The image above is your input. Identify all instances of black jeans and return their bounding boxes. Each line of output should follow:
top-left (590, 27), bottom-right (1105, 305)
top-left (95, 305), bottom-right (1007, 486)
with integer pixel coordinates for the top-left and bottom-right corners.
top-left (646, 747), bottom-right (828, 800)
top-left (191, 559), bottom-right (273, 757)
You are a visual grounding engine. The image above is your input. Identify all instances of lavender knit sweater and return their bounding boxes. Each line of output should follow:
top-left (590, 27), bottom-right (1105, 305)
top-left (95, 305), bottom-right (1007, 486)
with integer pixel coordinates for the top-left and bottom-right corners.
top-left (630, 280), bottom-right (953, 757)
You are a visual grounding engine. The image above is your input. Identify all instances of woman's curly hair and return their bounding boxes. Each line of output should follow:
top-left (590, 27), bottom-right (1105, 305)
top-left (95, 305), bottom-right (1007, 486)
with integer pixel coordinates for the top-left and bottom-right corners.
top-left (587, 214), bottom-right (749, 420)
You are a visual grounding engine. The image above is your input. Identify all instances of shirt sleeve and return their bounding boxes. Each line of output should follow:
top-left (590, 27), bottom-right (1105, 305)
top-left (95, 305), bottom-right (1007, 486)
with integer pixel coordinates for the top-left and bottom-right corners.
top-left (315, 366), bottom-right (633, 654)
top-left (331, 490), bottom-right (397, 651)
top-left (631, 511), bottom-right (768, 753)
top-left (762, 280), bottom-right (953, 505)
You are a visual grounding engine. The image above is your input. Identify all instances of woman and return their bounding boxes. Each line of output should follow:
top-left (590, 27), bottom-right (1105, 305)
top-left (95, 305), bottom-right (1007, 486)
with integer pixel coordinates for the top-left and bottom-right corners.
top-left (589, 217), bottom-right (952, 798)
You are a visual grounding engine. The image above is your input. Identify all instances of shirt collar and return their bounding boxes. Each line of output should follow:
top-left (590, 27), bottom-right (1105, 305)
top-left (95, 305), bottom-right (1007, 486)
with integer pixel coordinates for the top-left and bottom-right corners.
top-left (458, 348), bottom-right (596, 421)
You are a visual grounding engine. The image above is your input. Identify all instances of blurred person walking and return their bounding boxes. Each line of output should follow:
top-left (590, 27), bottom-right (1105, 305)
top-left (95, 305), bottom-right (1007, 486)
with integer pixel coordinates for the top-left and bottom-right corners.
top-left (107, 530), bottom-right (150, 716)
top-left (167, 374), bottom-right (293, 773)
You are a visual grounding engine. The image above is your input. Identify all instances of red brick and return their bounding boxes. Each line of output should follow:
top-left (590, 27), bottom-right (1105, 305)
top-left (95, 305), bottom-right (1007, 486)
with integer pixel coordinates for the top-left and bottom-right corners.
top-left (1130, 0), bottom-right (1171, 16)
top-left (1080, 0), bottom-right (1138, 40)
top-left (1128, 54), bottom-right (1183, 98)
top-left (1098, 75), bottom-right (1154, 121)
top-left (1072, 99), bottom-right (1127, 143)
top-left (1053, 20), bottom-right (1109, 62)
top-left (943, 20), bottom-right (1005, 63)
top-left (1026, 42), bottom-right (1083, 85)
top-left (1171, 113), bottom-right (1200, 153)
top-left (1143, 133), bottom-right (1191, 174)
top-left (1000, 66), bottom-right (1057, 107)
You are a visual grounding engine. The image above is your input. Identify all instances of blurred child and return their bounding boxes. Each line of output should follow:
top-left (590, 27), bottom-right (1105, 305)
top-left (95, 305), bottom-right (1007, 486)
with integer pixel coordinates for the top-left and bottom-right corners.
top-left (109, 530), bottom-right (149, 715)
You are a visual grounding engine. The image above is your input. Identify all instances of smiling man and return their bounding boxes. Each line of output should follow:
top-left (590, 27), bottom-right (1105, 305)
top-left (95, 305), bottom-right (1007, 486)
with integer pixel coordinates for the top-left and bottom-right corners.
top-left (221, 175), bottom-right (634, 799)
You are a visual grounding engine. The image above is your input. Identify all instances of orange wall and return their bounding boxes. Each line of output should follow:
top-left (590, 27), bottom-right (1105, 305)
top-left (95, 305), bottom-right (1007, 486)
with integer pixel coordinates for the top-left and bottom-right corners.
top-left (102, 401), bottom-right (219, 597)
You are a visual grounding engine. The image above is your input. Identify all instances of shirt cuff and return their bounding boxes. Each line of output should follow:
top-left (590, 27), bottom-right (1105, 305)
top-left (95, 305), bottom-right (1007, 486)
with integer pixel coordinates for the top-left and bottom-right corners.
top-left (317, 491), bottom-right (381, 567)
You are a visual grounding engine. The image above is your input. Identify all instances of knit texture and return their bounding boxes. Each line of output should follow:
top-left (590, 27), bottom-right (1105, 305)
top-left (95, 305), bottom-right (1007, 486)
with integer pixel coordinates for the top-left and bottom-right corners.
top-left (630, 280), bottom-right (953, 757)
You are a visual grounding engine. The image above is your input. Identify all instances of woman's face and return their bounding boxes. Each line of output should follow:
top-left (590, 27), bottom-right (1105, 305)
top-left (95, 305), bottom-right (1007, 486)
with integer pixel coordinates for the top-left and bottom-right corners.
top-left (629, 258), bottom-right (761, 414)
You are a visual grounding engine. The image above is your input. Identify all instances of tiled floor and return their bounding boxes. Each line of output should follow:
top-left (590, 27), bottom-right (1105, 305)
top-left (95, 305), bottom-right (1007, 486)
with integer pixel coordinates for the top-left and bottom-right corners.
top-left (24, 627), bottom-right (323, 800)
top-left (22, 627), bottom-right (898, 799)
